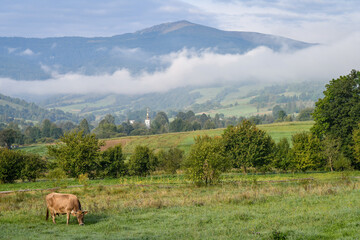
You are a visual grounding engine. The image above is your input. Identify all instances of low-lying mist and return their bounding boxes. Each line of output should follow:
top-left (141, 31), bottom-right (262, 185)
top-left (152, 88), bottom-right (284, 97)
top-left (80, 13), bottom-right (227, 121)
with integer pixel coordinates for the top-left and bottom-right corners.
top-left (0, 33), bottom-right (359, 97)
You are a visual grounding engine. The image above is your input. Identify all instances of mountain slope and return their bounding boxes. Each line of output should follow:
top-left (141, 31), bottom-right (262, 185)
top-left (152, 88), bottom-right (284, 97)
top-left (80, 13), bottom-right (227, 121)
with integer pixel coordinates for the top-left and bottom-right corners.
top-left (0, 93), bottom-right (78, 123)
top-left (0, 20), bottom-right (315, 80)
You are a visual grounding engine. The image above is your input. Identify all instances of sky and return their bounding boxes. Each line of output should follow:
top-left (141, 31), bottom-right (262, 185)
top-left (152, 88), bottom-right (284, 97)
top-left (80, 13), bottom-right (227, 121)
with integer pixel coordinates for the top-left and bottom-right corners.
top-left (0, 0), bottom-right (359, 96)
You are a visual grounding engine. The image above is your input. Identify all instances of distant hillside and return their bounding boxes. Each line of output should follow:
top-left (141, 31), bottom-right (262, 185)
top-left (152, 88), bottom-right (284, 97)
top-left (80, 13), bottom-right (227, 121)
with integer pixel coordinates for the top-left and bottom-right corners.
top-left (0, 93), bottom-right (78, 123)
top-left (38, 80), bottom-right (325, 120)
top-left (0, 20), bottom-right (315, 80)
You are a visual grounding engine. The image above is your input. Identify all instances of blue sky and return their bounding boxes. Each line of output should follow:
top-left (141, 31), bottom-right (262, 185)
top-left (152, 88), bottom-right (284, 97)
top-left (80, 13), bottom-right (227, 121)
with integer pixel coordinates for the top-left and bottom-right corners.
top-left (1, 0), bottom-right (359, 43)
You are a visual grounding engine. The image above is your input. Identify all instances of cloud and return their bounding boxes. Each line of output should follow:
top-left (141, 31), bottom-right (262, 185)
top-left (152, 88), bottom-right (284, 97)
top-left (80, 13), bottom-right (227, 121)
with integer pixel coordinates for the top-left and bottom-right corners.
top-left (0, 32), bottom-right (359, 96)
top-left (19, 48), bottom-right (35, 56)
top-left (183, 0), bottom-right (360, 43)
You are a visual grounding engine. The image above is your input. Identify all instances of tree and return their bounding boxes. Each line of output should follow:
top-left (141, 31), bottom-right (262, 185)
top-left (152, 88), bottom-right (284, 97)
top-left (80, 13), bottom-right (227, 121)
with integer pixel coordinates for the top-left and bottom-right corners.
top-left (290, 132), bottom-right (325, 172)
top-left (184, 135), bottom-right (230, 185)
top-left (322, 136), bottom-right (341, 171)
top-left (0, 128), bottom-right (17, 149)
top-left (99, 145), bottom-right (126, 177)
top-left (0, 148), bottom-right (23, 183)
top-left (151, 112), bottom-right (169, 133)
top-left (273, 105), bottom-right (286, 121)
top-left (222, 120), bottom-right (275, 173)
top-left (169, 118), bottom-right (185, 132)
top-left (128, 146), bottom-right (157, 176)
top-left (78, 119), bottom-right (90, 135)
top-left (48, 131), bottom-right (104, 178)
top-left (157, 147), bottom-right (184, 174)
top-left (312, 70), bottom-right (360, 163)
top-left (93, 115), bottom-right (118, 138)
top-left (353, 124), bottom-right (360, 165)
top-left (296, 108), bottom-right (314, 121)
top-left (41, 119), bottom-right (52, 138)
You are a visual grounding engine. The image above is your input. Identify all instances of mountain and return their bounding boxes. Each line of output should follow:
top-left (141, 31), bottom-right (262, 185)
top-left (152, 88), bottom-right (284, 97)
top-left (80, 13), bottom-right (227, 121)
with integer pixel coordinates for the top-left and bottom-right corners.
top-left (0, 20), bottom-right (315, 80)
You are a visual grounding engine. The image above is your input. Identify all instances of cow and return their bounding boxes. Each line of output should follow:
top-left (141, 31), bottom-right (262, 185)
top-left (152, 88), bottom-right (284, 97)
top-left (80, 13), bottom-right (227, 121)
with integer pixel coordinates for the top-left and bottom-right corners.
top-left (45, 192), bottom-right (88, 225)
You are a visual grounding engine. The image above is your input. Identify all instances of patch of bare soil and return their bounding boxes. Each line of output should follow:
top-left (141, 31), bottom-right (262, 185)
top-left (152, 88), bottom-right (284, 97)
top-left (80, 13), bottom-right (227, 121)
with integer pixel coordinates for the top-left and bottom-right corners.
top-left (100, 139), bottom-right (132, 151)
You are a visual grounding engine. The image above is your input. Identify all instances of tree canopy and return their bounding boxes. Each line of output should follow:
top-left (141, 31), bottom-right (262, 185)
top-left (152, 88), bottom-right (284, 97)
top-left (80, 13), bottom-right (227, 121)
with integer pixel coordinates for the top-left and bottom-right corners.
top-left (312, 69), bottom-right (360, 161)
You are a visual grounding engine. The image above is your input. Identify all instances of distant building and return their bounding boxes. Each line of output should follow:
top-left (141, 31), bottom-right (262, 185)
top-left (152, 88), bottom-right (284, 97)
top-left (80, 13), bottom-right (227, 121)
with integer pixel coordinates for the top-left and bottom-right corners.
top-left (129, 120), bottom-right (135, 125)
top-left (145, 108), bottom-right (151, 129)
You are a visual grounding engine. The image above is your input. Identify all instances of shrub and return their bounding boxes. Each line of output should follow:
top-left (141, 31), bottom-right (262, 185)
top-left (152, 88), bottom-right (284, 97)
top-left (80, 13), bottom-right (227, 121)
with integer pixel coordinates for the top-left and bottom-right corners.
top-left (99, 145), bottom-right (126, 177)
top-left (184, 135), bottom-right (230, 185)
top-left (128, 145), bottom-right (157, 176)
top-left (157, 147), bottom-right (184, 174)
top-left (0, 148), bottom-right (24, 183)
top-left (48, 131), bottom-right (104, 178)
top-left (273, 138), bottom-right (292, 172)
top-left (222, 120), bottom-right (275, 173)
top-left (20, 153), bottom-right (47, 182)
top-left (290, 132), bottom-right (325, 171)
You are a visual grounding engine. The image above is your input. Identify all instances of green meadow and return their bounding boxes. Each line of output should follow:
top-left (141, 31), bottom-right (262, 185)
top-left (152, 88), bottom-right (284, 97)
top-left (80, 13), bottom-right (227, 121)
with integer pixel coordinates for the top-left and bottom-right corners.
top-left (1, 171), bottom-right (360, 239)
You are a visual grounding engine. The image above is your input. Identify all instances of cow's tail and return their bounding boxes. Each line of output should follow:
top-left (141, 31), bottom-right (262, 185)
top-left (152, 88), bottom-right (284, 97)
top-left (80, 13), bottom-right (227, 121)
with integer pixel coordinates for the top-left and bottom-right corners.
top-left (46, 208), bottom-right (49, 220)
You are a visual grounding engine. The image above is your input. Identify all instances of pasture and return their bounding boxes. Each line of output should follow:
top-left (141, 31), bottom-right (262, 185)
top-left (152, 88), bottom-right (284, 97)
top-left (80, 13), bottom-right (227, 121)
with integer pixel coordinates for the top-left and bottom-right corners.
top-left (1, 171), bottom-right (360, 239)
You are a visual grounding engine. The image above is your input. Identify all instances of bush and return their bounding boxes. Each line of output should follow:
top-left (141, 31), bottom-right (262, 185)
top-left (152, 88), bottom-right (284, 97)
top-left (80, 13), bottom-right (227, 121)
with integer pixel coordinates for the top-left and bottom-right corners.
top-left (0, 149), bottom-right (46, 183)
top-left (157, 147), bottom-right (184, 174)
top-left (20, 153), bottom-right (47, 182)
top-left (98, 145), bottom-right (126, 177)
top-left (48, 131), bottom-right (104, 178)
top-left (290, 132), bottom-right (325, 171)
top-left (222, 120), bottom-right (275, 173)
top-left (128, 145), bottom-right (157, 176)
top-left (184, 135), bottom-right (230, 185)
top-left (0, 148), bottom-right (24, 183)
top-left (273, 138), bottom-right (292, 172)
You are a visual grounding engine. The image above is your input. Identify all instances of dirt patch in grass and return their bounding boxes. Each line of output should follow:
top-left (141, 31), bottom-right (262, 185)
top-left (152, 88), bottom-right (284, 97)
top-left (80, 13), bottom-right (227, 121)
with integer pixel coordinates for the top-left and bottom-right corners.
top-left (101, 138), bottom-right (133, 151)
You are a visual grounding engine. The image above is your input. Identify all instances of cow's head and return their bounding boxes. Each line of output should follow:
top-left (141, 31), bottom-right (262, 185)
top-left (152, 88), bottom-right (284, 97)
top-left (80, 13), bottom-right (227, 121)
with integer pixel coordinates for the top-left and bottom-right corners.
top-left (71, 210), bottom-right (89, 225)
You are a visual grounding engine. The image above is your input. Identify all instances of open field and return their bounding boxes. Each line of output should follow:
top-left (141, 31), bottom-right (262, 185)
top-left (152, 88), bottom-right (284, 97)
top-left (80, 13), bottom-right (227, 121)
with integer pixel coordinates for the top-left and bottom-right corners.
top-left (1, 171), bottom-right (360, 239)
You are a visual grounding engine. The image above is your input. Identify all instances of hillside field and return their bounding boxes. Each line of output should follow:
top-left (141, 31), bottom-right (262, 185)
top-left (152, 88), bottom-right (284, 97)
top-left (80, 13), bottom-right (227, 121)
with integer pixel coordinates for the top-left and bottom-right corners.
top-left (19, 121), bottom-right (314, 156)
top-left (1, 171), bottom-right (360, 239)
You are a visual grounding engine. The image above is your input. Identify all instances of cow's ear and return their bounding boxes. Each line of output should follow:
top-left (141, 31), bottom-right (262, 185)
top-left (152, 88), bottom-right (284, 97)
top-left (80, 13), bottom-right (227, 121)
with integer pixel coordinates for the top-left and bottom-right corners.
top-left (71, 210), bottom-right (76, 216)
top-left (83, 211), bottom-right (89, 215)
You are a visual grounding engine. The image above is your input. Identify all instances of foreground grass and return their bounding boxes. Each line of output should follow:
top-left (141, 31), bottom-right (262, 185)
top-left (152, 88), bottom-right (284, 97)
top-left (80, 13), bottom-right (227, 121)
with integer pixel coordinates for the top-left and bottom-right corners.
top-left (1, 172), bottom-right (360, 239)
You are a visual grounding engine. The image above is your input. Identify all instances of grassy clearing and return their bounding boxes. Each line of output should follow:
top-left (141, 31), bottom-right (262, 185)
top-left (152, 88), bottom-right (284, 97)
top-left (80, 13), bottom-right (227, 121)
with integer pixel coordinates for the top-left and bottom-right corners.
top-left (1, 172), bottom-right (360, 239)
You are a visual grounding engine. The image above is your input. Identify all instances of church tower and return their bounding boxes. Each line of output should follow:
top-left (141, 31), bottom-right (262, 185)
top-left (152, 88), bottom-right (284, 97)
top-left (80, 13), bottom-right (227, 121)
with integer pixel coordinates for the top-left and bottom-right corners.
top-left (145, 108), bottom-right (151, 129)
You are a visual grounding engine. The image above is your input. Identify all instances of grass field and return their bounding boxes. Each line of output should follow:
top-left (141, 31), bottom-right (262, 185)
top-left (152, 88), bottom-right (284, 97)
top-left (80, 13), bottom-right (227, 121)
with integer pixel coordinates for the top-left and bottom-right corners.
top-left (18, 121), bottom-right (314, 157)
top-left (1, 171), bottom-right (360, 239)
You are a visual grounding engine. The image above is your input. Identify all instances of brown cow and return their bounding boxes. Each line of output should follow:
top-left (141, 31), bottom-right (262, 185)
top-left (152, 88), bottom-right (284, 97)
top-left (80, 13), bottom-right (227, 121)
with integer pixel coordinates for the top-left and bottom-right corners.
top-left (45, 192), bottom-right (88, 225)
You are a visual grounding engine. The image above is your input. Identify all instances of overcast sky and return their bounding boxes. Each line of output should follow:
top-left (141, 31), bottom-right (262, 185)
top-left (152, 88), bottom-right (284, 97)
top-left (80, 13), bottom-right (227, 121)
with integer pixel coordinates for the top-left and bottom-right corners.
top-left (1, 0), bottom-right (359, 43)
top-left (0, 0), bottom-right (359, 96)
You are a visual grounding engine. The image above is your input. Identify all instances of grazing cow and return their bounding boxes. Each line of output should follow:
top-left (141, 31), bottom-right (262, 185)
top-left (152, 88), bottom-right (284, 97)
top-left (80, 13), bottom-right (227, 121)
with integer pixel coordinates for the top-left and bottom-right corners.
top-left (45, 192), bottom-right (88, 225)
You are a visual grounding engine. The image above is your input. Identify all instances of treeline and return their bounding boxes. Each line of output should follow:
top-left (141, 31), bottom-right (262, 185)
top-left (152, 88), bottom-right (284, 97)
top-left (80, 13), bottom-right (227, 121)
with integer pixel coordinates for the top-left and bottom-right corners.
top-left (0, 118), bottom-right (93, 147)
top-left (0, 106), bottom-right (314, 148)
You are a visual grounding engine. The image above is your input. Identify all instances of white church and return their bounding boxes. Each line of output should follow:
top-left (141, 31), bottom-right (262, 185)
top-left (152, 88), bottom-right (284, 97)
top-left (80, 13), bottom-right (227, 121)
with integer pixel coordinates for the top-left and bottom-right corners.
top-left (145, 108), bottom-right (151, 129)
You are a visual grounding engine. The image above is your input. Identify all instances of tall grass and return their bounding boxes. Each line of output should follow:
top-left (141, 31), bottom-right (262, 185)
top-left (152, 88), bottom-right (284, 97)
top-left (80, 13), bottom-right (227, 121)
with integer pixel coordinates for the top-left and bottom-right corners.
top-left (1, 172), bottom-right (360, 239)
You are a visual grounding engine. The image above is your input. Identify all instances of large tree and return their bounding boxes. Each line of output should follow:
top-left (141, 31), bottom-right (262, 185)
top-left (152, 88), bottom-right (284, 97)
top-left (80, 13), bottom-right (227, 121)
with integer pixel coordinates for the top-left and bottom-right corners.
top-left (312, 70), bottom-right (360, 162)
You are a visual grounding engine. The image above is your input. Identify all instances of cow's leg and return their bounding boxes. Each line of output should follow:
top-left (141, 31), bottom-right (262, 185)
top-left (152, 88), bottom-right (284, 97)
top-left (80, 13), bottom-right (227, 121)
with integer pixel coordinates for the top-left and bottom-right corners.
top-left (66, 212), bottom-right (70, 225)
top-left (51, 211), bottom-right (56, 224)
